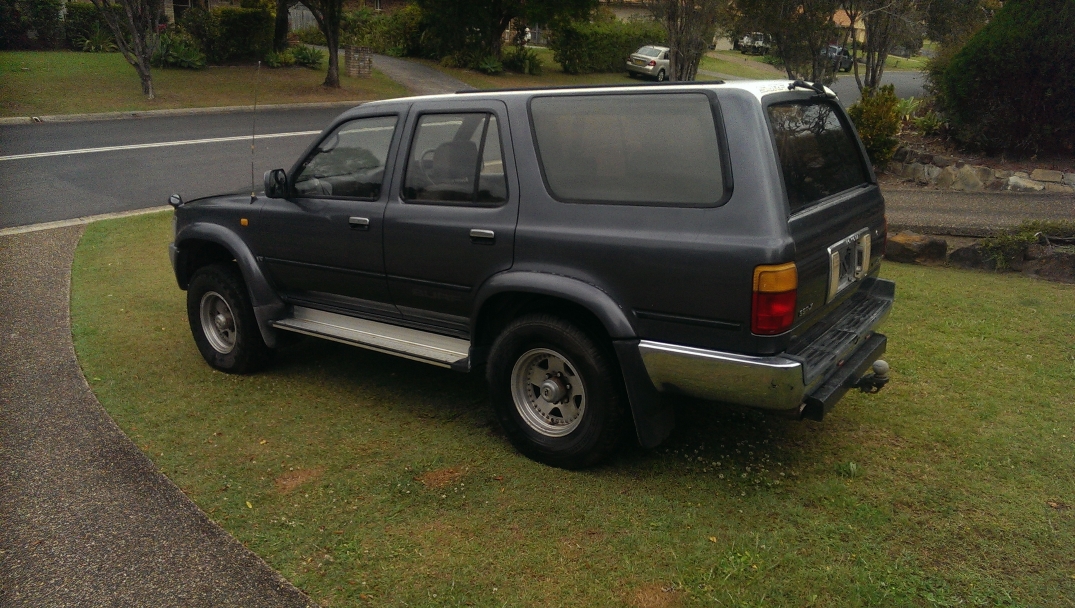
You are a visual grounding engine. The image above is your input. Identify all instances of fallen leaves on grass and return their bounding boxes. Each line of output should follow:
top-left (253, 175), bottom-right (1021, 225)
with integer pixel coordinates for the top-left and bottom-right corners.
top-left (275, 466), bottom-right (325, 494)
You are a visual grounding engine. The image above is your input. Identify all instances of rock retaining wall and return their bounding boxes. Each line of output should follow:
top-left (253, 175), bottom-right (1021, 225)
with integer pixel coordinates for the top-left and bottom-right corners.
top-left (885, 230), bottom-right (1075, 283)
top-left (889, 147), bottom-right (1075, 193)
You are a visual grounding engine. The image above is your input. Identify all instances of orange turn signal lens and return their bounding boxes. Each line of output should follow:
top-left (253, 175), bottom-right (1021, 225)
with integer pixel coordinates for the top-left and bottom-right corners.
top-left (752, 262), bottom-right (797, 293)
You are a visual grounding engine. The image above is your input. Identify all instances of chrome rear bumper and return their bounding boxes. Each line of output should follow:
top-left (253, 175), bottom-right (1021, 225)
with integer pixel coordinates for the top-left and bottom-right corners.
top-left (638, 278), bottom-right (895, 414)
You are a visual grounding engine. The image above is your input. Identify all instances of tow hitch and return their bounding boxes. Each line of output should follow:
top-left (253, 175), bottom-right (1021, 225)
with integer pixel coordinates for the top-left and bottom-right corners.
top-left (853, 360), bottom-right (889, 393)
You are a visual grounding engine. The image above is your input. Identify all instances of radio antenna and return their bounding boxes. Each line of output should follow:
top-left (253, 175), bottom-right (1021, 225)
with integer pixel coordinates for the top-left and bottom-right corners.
top-left (250, 60), bottom-right (261, 204)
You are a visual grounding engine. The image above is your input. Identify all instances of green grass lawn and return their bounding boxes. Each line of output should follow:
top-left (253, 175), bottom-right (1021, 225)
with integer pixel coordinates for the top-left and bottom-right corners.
top-left (700, 52), bottom-right (786, 80)
top-left (0, 51), bottom-right (408, 117)
top-left (72, 212), bottom-right (1075, 607)
top-left (421, 47), bottom-right (637, 90)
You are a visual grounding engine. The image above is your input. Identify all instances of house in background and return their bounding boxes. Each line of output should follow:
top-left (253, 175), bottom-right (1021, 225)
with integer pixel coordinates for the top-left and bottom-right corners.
top-left (833, 9), bottom-right (866, 45)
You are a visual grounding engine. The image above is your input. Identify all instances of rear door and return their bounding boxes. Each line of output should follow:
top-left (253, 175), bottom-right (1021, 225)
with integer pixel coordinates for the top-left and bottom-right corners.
top-left (383, 99), bottom-right (518, 334)
top-left (767, 97), bottom-right (886, 333)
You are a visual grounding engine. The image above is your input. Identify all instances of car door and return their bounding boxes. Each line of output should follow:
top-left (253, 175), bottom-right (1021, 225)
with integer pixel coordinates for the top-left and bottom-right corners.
top-left (383, 99), bottom-right (518, 334)
top-left (254, 113), bottom-right (403, 319)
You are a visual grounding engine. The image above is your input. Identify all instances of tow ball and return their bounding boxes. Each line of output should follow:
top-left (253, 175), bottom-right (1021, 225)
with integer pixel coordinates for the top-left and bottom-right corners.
top-left (853, 360), bottom-right (890, 393)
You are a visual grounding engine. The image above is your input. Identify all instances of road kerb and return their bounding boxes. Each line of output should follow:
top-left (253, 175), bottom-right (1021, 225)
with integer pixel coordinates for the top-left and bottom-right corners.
top-left (0, 206), bottom-right (173, 237)
top-left (0, 100), bottom-right (365, 125)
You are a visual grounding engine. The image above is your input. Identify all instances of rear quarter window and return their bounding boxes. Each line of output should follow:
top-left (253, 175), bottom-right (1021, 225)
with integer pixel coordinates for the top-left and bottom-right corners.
top-left (767, 100), bottom-right (870, 213)
top-left (529, 93), bottom-right (725, 206)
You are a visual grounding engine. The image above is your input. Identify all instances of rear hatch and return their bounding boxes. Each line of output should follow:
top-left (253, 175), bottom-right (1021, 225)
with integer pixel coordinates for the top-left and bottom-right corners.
top-left (765, 95), bottom-right (887, 339)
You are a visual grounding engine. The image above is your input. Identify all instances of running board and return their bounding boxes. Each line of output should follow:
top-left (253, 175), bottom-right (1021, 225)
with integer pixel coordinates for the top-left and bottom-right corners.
top-left (272, 307), bottom-right (470, 369)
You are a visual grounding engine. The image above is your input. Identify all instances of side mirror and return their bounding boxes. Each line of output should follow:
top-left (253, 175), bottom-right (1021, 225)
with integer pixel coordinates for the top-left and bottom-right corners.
top-left (264, 169), bottom-right (289, 198)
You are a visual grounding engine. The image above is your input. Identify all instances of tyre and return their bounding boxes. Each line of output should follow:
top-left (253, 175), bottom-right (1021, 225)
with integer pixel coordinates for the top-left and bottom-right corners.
top-left (186, 263), bottom-right (273, 374)
top-left (487, 314), bottom-right (626, 469)
top-left (656, 69), bottom-right (666, 82)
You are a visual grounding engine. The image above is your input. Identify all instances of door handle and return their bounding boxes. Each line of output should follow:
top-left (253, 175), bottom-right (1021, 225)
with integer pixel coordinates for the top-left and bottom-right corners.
top-left (469, 229), bottom-right (495, 243)
top-left (349, 217), bottom-right (370, 230)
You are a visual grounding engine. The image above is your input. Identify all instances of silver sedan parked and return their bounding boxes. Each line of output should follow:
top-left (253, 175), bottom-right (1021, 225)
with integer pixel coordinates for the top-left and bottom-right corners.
top-left (626, 45), bottom-right (670, 81)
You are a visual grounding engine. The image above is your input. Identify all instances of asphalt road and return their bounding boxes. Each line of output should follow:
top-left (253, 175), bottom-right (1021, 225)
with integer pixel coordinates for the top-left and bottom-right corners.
top-left (829, 70), bottom-right (926, 106)
top-left (0, 107), bottom-right (346, 229)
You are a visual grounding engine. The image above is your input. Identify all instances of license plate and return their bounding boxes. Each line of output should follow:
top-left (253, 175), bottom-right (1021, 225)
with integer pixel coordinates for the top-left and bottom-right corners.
top-left (826, 229), bottom-right (871, 302)
top-left (632, 58), bottom-right (645, 66)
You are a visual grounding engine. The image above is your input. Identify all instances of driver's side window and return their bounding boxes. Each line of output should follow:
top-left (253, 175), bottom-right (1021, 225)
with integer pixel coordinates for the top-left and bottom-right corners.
top-left (293, 115), bottom-right (398, 199)
top-left (403, 112), bottom-right (508, 205)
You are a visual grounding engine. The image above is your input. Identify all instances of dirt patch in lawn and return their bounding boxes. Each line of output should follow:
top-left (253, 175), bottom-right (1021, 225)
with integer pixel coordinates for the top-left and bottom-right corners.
top-left (414, 467), bottom-right (465, 489)
top-left (275, 467), bottom-right (325, 494)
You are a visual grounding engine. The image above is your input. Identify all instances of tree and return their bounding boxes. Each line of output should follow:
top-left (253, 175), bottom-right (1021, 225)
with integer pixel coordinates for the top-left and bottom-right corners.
top-left (737, 0), bottom-right (843, 83)
top-left (89, 0), bottom-right (164, 98)
top-left (841, 0), bottom-right (923, 91)
top-left (417, 0), bottom-right (595, 64)
top-left (273, 0), bottom-right (291, 52)
top-left (646, 0), bottom-right (727, 81)
top-left (926, 0), bottom-right (997, 45)
top-left (300, 0), bottom-right (343, 87)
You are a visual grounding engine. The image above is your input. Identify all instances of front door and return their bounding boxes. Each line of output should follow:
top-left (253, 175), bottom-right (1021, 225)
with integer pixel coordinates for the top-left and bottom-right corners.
top-left (254, 113), bottom-right (403, 319)
top-left (383, 100), bottom-right (518, 334)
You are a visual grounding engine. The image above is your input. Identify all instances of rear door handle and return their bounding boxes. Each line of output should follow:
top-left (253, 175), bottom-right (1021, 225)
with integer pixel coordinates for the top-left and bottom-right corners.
top-left (349, 216), bottom-right (370, 230)
top-left (469, 229), bottom-right (495, 242)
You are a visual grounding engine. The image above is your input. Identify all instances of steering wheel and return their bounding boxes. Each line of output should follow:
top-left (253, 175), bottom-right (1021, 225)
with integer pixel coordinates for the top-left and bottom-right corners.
top-left (418, 148), bottom-right (437, 184)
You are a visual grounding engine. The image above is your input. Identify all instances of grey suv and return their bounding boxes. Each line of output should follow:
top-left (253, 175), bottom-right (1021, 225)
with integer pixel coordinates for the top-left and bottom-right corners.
top-left (170, 80), bottom-right (894, 468)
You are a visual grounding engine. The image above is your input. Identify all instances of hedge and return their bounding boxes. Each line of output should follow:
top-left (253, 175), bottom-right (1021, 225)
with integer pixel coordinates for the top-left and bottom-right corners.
top-left (179, 6), bottom-right (273, 63)
top-left (932, 0), bottom-right (1075, 155)
top-left (548, 19), bottom-right (666, 74)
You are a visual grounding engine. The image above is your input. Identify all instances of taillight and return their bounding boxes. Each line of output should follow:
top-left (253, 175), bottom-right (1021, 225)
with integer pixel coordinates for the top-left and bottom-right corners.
top-left (648, 60), bottom-right (656, 66)
top-left (752, 262), bottom-right (797, 335)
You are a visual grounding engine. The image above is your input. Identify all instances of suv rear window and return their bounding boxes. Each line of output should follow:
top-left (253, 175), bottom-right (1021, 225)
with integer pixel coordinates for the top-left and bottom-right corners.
top-left (767, 100), bottom-right (869, 213)
top-left (530, 93), bottom-right (724, 206)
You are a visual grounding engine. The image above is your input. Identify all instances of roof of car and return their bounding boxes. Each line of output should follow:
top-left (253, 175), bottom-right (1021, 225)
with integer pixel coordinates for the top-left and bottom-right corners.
top-left (358, 80), bottom-right (835, 108)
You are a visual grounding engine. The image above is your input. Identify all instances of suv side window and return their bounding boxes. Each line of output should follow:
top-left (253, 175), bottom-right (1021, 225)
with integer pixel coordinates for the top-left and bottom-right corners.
top-left (767, 101), bottom-right (869, 213)
top-left (293, 115), bottom-right (397, 199)
top-left (530, 93), bottom-right (724, 206)
top-left (403, 113), bottom-right (508, 205)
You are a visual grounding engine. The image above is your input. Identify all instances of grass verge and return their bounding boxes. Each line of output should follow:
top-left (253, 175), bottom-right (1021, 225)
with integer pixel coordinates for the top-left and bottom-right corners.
top-left (0, 51), bottom-right (408, 117)
top-left (72, 212), bottom-right (1075, 607)
top-left (702, 51), bottom-right (787, 80)
top-left (421, 47), bottom-right (637, 90)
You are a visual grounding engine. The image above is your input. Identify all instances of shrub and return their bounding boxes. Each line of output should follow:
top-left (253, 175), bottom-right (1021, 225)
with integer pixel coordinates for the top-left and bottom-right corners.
top-left (914, 111), bottom-right (943, 136)
top-left (291, 45), bottom-right (324, 68)
top-left (340, 3), bottom-right (425, 57)
top-left (76, 24), bottom-right (117, 52)
top-left (153, 29), bottom-right (206, 69)
top-left (179, 6), bottom-right (272, 63)
top-left (476, 55), bottom-right (503, 75)
top-left (294, 24), bottom-right (325, 46)
top-left (64, 2), bottom-right (125, 49)
top-left (979, 221), bottom-right (1075, 269)
top-left (1, 0), bottom-right (30, 50)
top-left (502, 46), bottom-right (543, 75)
top-left (931, 0), bottom-right (1075, 155)
top-left (548, 18), bottom-right (666, 74)
top-left (847, 84), bottom-right (901, 166)
top-left (264, 48), bottom-right (295, 68)
top-left (26, 0), bottom-right (63, 47)
top-left (214, 6), bottom-right (273, 61)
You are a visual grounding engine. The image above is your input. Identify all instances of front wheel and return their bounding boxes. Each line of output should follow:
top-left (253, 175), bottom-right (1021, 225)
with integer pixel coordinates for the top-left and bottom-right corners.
top-left (186, 263), bottom-right (273, 374)
top-left (487, 314), bottom-right (626, 469)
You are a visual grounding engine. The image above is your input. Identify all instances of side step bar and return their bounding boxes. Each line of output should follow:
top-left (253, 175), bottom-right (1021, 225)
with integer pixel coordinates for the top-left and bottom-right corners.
top-left (272, 307), bottom-right (470, 369)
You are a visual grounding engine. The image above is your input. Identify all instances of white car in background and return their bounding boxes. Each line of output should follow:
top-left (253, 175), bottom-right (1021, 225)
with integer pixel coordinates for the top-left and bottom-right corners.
top-left (626, 45), bottom-right (670, 81)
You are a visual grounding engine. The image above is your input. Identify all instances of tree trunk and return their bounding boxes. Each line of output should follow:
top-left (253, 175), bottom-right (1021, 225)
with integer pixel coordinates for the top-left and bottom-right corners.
top-left (324, 29), bottom-right (340, 87)
top-left (274, 0), bottom-right (290, 52)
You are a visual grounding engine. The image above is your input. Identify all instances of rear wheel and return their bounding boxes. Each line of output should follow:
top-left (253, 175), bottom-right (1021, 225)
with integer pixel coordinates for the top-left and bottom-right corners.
top-left (187, 263), bottom-right (273, 374)
top-left (656, 69), bottom-right (667, 82)
top-left (487, 314), bottom-right (626, 469)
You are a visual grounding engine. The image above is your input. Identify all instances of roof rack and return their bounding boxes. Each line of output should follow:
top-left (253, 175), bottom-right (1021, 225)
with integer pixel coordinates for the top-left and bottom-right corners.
top-left (454, 80), bottom-right (726, 95)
